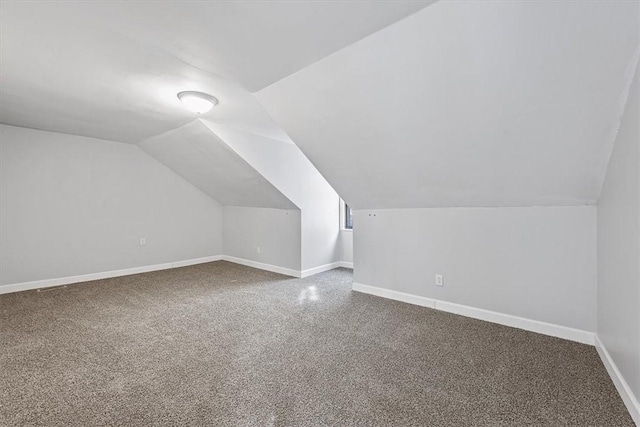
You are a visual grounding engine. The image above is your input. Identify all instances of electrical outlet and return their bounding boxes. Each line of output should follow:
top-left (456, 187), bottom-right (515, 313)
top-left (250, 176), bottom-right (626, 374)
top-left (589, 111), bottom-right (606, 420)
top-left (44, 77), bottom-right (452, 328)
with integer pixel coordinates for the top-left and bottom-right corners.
top-left (139, 237), bottom-right (146, 246)
top-left (256, 246), bottom-right (261, 254)
top-left (435, 274), bottom-right (444, 287)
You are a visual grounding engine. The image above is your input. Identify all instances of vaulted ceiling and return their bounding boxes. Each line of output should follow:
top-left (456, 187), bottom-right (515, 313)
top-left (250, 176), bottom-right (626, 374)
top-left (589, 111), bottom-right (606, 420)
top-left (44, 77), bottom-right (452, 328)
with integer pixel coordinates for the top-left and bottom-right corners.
top-left (0, 0), bottom-right (431, 143)
top-left (257, 0), bottom-right (640, 208)
top-left (1, 0), bottom-right (638, 210)
top-left (138, 120), bottom-right (297, 209)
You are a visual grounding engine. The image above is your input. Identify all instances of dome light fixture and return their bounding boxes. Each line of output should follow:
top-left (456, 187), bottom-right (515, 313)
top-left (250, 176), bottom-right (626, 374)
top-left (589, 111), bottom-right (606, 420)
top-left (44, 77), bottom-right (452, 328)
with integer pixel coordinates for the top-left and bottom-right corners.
top-left (177, 91), bottom-right (218, 114)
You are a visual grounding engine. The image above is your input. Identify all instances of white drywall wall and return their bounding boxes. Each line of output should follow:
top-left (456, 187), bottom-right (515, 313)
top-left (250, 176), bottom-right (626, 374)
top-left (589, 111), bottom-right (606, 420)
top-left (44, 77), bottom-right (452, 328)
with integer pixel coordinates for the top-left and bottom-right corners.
top-left (207, 123), bottom-right (340, 270)
top-left (597, 61), bottom-right (640, 403)
top-left (338, 231), bottom-right (353, 265)
top-left (0, 124), bottom-right (222, 286)
top-left (222, 206), bottom-right (301, 271)
top-left (353, 206), bottom-right (597, 332)
top-left (257, 0), bottom-right (639, 209)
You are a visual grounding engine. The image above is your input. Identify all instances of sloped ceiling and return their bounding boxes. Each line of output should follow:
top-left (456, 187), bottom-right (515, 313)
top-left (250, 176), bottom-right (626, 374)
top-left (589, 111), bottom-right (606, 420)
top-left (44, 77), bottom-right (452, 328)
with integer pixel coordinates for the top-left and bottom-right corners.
top-left (203, 121), bottom-right (338, 211)
top-left (257, 0), bottom-right (640, 209)
top-left (2, 0), bottom-right (638, 211)
top-left (138, 120), bottom-right (297, 209)
top-left (0, 0), bottom-right (432, 143)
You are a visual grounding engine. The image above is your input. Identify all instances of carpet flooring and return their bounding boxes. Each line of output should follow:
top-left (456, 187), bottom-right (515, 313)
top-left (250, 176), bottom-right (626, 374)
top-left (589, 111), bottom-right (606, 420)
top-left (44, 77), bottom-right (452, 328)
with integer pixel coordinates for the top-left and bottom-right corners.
top-left (0, 261), bottom-right (633, 426)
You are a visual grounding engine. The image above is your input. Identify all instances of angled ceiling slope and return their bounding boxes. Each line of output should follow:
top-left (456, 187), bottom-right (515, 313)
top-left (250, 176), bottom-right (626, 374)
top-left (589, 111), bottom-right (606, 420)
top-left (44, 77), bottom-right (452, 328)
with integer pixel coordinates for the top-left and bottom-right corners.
top-left (202, 121), bottom-right (339, 211)
top-left (138, 120), bottom-right (297, 210)
top-left (257, 0), bottom-right (640, 209)
top-left (0, 1), bottom-right (432, 143)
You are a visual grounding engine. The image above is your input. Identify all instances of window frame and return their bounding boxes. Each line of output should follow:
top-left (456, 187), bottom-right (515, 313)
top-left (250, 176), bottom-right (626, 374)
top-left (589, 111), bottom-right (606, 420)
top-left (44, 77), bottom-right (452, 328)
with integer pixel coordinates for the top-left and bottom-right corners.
top-left (339, 199), bottom-right (353, 231)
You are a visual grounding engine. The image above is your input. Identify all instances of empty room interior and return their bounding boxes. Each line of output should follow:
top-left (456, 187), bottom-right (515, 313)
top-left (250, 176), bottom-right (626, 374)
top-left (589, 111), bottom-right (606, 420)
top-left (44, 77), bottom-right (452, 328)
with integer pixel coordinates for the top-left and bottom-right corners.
top-left (1, 0), bottom-right (639, 425)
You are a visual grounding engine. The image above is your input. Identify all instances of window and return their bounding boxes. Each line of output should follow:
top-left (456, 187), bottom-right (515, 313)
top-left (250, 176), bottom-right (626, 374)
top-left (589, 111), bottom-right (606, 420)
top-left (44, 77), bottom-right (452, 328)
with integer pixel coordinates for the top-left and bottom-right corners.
top-left (345, 204), bottom-right (353, 230)
top-left (340, 199), bottom-right (353, 230)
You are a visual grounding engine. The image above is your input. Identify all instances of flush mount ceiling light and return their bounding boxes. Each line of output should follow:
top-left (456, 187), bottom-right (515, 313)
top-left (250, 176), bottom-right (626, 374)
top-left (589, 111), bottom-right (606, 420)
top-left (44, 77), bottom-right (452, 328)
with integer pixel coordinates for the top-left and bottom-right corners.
top-left (177, 91), bottom-right (218, 114)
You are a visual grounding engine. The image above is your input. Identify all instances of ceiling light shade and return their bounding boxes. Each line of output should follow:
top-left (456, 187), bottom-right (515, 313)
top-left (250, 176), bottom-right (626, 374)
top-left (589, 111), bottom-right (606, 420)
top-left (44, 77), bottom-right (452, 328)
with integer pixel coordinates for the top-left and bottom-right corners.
top-left (177, 91), bottom-right (218, 114)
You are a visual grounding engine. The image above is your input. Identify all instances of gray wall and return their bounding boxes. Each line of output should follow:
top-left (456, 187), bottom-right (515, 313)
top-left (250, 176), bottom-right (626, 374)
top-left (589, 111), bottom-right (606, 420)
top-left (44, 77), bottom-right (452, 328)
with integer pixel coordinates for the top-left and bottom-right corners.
top-left (0, 125), bottom-right (223, 286)
top-left (208, 123), bottom-right (340, 270)
top-left (338, 231), bottom-right (353, 264)
top-left (353, 206), bottom-right (597, 332)
top-left (222, 206), bottom-right (301, 271)
top-left (597, 62), bottom-right (640, 401)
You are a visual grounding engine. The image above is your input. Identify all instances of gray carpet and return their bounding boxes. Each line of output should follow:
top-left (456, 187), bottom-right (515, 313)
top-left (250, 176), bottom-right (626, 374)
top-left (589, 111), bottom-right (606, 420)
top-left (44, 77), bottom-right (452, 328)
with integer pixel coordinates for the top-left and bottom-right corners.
top-left (0, 261), bottom-right (633, 426)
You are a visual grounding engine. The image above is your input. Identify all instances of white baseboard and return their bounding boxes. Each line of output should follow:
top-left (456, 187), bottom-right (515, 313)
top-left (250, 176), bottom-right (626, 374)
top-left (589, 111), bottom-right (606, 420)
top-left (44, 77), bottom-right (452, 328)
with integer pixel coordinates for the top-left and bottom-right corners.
top-left (352, 282), bottom-right (594, 345)
top-left (595, 336), bottom-right (640, 425)
top-left (0, 255), bottom-right (351, 295)
top-left (221, 255), bottom-right (301, 278)
top-left (352, 282), bottom-right (437, 308)
top-left (300, 260), bottom-right (353, 278)
top-left (435, 299), bottom-right (594, 345)
top-left (0, 255), bottom-right (223, 295)
top-left (219, 258), bottom-right (352, 279)
top-left (170, 255), bottom-right (222, 268)
top-left (337, 261), bottom-right (354, 269)
top-left (301, 262), bottom-right (339, 278)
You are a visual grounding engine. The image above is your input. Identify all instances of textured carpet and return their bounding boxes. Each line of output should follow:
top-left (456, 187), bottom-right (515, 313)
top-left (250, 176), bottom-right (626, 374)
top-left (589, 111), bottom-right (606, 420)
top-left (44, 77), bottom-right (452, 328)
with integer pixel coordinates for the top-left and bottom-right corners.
top-left (0, 261), bottom-right (633, 426)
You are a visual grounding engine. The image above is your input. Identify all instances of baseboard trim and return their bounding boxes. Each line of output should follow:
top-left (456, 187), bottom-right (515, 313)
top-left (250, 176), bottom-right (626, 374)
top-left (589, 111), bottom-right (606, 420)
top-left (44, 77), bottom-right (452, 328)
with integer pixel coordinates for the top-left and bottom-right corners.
top-left (301, 262), bottom-right (340, 278)
top-left (337, 261), bottom-right (354, 269)
top-left (351, 282), bottom-right (594, 345)
top-left (0, 255), bottom-right (223, 295)
top-left (595, 336), bottom-right (640, 425)
top-left (221, 259), bottom-right (352, 279)
top-left (1, 256), bottom-right (351, 294)
top-left (221, 255), bottom-right (301, 278)
top-left (352, 282), bottom-right (437, 308)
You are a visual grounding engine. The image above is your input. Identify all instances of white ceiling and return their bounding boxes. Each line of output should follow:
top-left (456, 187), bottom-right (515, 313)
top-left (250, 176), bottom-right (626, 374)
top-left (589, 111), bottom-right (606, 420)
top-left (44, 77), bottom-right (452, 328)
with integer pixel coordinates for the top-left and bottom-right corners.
top-left (0, 0), bottom-right (431, 143)
top-left (257, 0), bottom-right (640, 209)
top-left (2, 0), bottom-right (638, 210)
top-left (138, 120), bottom-right (297, 209)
